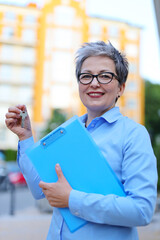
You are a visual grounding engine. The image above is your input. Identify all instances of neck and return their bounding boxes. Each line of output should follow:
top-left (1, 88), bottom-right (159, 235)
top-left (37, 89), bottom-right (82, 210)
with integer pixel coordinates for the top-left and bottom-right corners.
top-left (85, 110), bottom-right (103, 127)
top-left (85, 105), bottom-right (116, 127)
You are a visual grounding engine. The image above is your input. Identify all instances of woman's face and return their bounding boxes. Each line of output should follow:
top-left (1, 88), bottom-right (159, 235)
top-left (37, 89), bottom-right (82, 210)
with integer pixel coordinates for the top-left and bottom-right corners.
top-left (78, 55), bottom-right (125, 117)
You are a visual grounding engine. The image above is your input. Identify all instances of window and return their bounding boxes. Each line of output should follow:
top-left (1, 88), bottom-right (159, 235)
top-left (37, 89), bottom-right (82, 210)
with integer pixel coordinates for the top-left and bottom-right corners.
top-left (0, 45), bottom-right (13, 61)
top-left (0, 85), bottom-right (11, 101)
top-left (2, 26), bottom-right (15, 38)
top-left (4, 12), bottom-right (16, 21)
top-left (125, 44), bottom-right (138, 58)
top-left (53, 6), bottom-right (75, 26)
top-left (21, 29), bottom-right (37, 43)
top-left (126, 98), bottom-right (137, 109)
top-left (52, 29), bottom-right (74, 48)
top-left (23, 15), bottom-right (37, 24)
top-left (89, 22), bottom-right (102, 35)
top-left (22, 47), bottom-right (36, 64)
top-left (108, 26), bottom-right (119, 38)
top-left (126, 81), bottom-right (137, 91)
top-left (20, 67), bottom-right (35, 84)
top-left (51, 51), bottom-right (72, 83)
top-left (18, 86), bottom-right (33, 103)
top-left (126, 29), bottom-right (138, 41)
top-left (0, 65), bottom-right (12, 81)
top-left (129, 62), bottom-right (137, 74)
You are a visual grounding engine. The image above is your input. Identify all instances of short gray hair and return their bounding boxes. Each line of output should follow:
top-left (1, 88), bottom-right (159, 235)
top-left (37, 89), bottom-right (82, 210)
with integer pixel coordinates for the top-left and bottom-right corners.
top-left (75, 41), bottom-right (128, 85)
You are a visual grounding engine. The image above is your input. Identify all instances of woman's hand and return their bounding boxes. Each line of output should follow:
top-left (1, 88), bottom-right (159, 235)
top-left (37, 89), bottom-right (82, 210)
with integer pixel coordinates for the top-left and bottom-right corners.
top-left (5, 104), bottom-right (33, 141)
top-left (39, 164), bottom-right (72, 208)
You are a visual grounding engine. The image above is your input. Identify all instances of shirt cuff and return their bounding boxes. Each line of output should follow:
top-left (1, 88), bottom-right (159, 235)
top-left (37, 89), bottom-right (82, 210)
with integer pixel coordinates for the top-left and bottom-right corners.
top-left (69, 189), bottom-right (86, 218)
top-left (17, 136), bottom-right (34, 169)
top-left (19, 136), bottom-right (34, 153)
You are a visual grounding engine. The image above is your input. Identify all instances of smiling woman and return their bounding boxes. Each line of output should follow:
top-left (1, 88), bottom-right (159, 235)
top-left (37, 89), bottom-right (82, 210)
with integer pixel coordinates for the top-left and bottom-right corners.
top-left (5, 41), bottom-right (157, 240)
top-left (78, 55), bottom-right (125, 125)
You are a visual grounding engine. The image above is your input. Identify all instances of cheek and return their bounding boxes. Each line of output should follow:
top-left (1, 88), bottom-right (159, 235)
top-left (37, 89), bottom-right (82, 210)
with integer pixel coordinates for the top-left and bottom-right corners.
top-left (78, 85), bottom-right (87, 97)
top-left (104, 85), bottom-right (116, 95)
top-left (78, 86), bottom-right (85, 104)
top-left (106, 83), bottom-right (120, 95)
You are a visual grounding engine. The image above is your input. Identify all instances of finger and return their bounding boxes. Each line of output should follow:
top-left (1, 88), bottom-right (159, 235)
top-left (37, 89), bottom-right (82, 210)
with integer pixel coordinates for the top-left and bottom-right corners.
top-left (39, 181), bottom-right (48, 190)
top-left (55, 164), bottom-right (65, 181)
top-left (5, 112), bottom-right (21, 119)
top-left (16, 105), bottom-right (29, 116)
top-left (16, 104), bottom-right (26, 110)
top-left (8, 106), bottom-right (21, 114)
top-left (16, 104), bottom-right (27, 112)
top-left (5, 118), bottom-right (18, 126)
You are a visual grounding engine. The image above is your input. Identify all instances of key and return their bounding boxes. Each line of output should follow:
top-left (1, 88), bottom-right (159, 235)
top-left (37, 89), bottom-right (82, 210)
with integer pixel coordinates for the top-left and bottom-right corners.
top-left (20, 110), bottom-right (27, 128)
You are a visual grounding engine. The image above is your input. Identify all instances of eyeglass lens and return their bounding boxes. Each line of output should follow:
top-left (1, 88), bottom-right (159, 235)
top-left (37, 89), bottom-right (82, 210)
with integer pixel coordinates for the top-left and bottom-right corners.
top-left (79, 72), bottom-right (114, 84)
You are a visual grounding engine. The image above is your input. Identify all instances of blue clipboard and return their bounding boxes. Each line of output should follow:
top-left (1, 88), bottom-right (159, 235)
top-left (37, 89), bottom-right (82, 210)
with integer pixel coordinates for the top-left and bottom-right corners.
top-left (26, 115), bottom-right (126, 232)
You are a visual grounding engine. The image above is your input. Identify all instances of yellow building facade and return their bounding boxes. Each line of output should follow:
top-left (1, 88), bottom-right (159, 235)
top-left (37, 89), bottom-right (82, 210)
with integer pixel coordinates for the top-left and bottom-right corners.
top-left (84, 17), bottom-right (144, 124)
top-left (0, 1), bottom-right (144, 149)
top-left (0, 3), bottom-right (40, 149)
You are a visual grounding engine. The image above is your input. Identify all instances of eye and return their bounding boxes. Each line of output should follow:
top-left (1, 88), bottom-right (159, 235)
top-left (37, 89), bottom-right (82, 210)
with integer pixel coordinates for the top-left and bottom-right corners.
top-left (99, 73), bottom-right (112, 79)
top-left (80, 74), bottom-right (92, 80)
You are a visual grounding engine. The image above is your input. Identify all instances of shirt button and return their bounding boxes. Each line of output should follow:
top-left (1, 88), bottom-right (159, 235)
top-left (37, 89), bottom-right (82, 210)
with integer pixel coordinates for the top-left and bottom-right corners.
top-left (91, 124), bottom-right (94, 127)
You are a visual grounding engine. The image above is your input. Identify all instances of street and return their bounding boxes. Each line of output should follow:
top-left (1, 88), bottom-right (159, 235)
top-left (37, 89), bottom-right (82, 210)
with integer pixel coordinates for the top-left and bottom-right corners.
top-left (0, 186), bottom-right (35, 215)
top-left (0, 187), bottom-right (160, 240)
top-left (0, 187), bottom-right (51, 240)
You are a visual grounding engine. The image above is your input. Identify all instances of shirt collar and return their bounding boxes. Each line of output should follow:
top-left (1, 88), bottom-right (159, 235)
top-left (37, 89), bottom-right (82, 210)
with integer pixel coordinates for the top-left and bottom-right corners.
top-left (101, 107), bottom-right (122, 123)
top-left (80, 107), bottom-right (122, 124)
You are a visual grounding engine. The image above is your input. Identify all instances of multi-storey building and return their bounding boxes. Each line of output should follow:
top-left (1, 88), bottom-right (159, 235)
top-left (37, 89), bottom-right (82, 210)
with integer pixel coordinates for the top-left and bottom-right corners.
top-left (85, 17), bottom-right (144, 124)
top-left (0, 0), bottom-right (143, 149)
top-left (0, 3), bottom-right (40, 148)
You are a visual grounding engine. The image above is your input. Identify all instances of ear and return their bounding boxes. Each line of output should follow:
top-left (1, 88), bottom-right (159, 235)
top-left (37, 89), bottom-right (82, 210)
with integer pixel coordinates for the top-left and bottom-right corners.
top-left (117, 83), bottom-right (125, 98)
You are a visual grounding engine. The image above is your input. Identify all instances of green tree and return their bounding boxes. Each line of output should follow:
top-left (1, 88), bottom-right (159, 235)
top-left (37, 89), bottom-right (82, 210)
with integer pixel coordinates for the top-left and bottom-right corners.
top-left (41, 109), bottom-right (67, 138)
top-left (145, 80), bottom-right (160, 190)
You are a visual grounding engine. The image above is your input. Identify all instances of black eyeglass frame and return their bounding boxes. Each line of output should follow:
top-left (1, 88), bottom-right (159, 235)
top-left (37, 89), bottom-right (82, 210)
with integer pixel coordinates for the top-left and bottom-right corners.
top-left (78, 72), bottom-right (119, 85)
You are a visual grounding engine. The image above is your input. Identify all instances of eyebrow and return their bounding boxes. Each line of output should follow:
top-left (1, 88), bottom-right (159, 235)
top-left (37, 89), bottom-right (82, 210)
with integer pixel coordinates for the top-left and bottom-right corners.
top-left (81, 69), bottom-right (112, 73)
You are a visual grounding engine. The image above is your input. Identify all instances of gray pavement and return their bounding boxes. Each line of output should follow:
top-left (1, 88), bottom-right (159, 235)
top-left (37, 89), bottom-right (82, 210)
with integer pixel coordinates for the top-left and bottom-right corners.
top-left (138, 212), bottom-right (160, 240)
top-left (0, 207), bottom-right (51, 240)
top-left (0, 206), bottom-right (160, 240)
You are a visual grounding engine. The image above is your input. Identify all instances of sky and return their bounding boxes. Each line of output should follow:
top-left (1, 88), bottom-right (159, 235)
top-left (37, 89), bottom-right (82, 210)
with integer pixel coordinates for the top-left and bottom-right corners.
top-left (0, 0), bottom-right (160, 83)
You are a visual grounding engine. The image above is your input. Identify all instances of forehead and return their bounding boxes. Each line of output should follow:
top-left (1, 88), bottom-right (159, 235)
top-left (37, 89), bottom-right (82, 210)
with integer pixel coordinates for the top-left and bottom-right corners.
top-left (81, 55), bottom-right (116, 72)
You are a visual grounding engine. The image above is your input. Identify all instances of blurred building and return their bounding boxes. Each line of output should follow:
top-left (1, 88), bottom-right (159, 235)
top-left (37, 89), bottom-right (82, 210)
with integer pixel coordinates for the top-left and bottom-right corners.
top-left (83, 17), bottom-right (144, 124)
top-left (0, 3), bottom-right (40, 149)
top-left (0, 0), bottom-right (144, 149)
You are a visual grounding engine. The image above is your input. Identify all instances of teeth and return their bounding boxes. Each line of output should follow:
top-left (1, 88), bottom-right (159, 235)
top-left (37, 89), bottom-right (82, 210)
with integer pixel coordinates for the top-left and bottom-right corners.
top-left (88, 93), bottom-right (103, 96)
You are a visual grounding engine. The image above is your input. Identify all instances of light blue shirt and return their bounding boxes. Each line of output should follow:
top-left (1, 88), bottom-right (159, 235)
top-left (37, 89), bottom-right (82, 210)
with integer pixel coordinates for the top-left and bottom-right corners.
top-left (17, 107), bottom-right (157, 240)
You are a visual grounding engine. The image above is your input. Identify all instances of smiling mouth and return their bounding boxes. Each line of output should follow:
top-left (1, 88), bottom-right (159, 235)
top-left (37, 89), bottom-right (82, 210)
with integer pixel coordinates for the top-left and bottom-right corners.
top-left (87, 92), bottom-right (104, 97)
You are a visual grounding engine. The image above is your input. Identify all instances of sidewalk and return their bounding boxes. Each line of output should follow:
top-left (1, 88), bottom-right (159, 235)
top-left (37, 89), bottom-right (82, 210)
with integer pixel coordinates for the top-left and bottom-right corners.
top-left (0, 207), bottom-right (159, 240)
top-left (138, 212), bottom-right (160, 240)
top-left (0, 207), bottom-right (51, 240)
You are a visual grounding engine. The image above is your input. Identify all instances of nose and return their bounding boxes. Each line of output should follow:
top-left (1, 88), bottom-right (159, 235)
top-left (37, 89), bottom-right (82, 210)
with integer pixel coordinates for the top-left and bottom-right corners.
top-left (90, 76), bottom-right (100, 87)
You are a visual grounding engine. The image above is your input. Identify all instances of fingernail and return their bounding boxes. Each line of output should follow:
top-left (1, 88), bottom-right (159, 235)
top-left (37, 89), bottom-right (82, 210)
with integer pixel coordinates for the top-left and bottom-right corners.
top-left (56, 163), bottom-right (60, 169)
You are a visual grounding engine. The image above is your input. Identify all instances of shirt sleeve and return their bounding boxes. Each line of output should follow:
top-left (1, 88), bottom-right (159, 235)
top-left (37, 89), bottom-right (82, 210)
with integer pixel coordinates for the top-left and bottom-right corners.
top-left (17, 136), bottom-right (45, 200)
top-left (68, 125), bottom-right (158, 227)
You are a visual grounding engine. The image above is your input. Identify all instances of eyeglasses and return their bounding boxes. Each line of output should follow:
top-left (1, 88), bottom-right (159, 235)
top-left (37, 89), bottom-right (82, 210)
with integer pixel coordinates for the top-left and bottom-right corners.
top-left (78, 72), bottom-right (119, 85)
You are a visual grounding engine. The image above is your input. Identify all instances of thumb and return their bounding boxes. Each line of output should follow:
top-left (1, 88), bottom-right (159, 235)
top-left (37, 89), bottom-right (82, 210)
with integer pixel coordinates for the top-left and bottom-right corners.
top-left (39, 181), bottom-right (47, 189)
top-left (55, 164), bottom-right (64, 181)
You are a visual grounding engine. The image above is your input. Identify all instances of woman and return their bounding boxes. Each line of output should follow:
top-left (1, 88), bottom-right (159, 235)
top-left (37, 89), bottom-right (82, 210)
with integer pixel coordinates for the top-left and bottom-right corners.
top-left (5, 41), bottom-right (157, 240)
